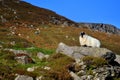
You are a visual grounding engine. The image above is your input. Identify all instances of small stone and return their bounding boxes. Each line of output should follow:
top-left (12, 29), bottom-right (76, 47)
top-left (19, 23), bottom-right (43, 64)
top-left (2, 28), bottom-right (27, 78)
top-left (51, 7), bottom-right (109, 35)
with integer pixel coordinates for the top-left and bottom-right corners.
top-left (81, 75), bottom-right (87, 80)
top-left (37, 52), bottom-right (45, 60)
top-left (77, 70), bottom-right (86, 75)
top-left (44, 66), bottom-right (50, 70)
top-left (81, 65), bottom-right (86, 70)
top-left (70, 71), bottom-right (81, 80)
top-left (44, 55), bottom-right (49, 59)
top-left (36, 76), bottom-right (44, 80)
top-left (87, 75), bottom-right (93, 80)
top-left (65, 35), bottom-right (69, 39)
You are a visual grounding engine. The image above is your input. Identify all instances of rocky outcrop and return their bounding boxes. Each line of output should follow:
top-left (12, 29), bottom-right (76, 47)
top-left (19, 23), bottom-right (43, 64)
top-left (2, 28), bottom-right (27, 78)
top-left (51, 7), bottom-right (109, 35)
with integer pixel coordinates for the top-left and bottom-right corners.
top-left (69, 60), bottom-right (120, 80)
top-left (79, 23), bottom-right (120, 35)
top-left (56, 42), bottom-right (118, 63)
top-left (56, 42), bottom-right (120, 80)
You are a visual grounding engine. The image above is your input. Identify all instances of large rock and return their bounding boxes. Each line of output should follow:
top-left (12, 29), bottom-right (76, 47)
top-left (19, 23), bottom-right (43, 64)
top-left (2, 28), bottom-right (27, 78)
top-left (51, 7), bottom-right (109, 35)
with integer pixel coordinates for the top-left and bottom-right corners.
top-left (56, 42), bottom-right (117, 62)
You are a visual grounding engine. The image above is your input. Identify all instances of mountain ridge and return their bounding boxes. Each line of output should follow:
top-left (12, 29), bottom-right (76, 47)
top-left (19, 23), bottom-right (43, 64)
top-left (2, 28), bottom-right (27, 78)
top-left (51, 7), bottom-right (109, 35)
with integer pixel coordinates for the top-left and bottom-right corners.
top-left (79, 23), bottom-right (120, 34)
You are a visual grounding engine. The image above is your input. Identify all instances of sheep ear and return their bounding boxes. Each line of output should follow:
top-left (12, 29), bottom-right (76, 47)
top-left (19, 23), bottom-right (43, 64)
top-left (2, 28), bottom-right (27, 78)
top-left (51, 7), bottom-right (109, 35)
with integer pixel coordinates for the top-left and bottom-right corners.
top-left (82, 32), bottom-right (85, 35)
top-left (80, 32), bottom-right (85, 35)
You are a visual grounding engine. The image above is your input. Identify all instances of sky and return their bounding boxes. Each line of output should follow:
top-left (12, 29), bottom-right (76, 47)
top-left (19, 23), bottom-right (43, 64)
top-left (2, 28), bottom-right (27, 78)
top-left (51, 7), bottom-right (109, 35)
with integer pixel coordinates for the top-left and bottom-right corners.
top-left (23, 0), bottom-right (120, 29)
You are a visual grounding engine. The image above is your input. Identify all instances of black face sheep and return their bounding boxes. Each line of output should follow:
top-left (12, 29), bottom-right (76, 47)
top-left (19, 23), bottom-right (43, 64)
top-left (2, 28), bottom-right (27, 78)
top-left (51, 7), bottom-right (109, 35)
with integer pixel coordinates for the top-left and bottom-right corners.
top-left (79, 32), bottom-right (101, 47)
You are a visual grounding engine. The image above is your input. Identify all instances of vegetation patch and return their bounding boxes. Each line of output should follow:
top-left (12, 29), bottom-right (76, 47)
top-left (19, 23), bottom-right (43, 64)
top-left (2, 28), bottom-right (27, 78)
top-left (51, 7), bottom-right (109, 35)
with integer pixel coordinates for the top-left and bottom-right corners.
top-left (34, 53), bottom-right (75, 80)
top-left (13, 47), bottom-right (55, 55)
top-left (0, 50), bottom-right (16, 80)
top-left (82, 56), bottom-right (107, 68)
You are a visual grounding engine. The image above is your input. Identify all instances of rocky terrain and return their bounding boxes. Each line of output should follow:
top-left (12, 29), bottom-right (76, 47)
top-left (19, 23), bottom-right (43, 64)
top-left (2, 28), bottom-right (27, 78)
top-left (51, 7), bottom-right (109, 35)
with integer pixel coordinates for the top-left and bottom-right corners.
top-left (0, 0), bottom-right (120, 80)
top-left (56, 43), bottom-right (120, 80)
top-left (79, 23), bottom-right (120, 35)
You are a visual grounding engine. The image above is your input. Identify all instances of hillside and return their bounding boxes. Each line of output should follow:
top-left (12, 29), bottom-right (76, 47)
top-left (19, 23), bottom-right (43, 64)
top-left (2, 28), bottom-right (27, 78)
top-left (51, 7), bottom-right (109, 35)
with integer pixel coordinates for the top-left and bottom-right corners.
top-left (0, 0), bottom-right (120, 34)
top-left (0, 0), bottom-right (119, 53)
top-left (0, 0), bottom-right (120, 80)
top-left (0, 0), bottom-right (78, 27)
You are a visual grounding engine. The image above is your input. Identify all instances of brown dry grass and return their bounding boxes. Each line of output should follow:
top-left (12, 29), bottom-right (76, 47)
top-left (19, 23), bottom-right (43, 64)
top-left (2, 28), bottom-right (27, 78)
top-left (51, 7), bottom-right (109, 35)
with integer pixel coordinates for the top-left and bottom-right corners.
top-left (14, 25), bottom-right (120, 55)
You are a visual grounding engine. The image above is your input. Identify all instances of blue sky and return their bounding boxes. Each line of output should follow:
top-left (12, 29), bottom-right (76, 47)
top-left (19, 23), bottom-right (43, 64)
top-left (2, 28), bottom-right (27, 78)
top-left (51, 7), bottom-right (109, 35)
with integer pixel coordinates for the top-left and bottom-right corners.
top-left (23, 0), bottom-right (120, 29)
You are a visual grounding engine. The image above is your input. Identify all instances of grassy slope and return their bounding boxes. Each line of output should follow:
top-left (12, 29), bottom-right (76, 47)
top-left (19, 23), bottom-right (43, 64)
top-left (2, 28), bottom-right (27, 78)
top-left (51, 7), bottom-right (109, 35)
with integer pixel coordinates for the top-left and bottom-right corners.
top-left (14, 25), bottom-right (120, 55)
top-left (0, 1), bottom-right (119, 54)
top-left (0, 26), bottom-right (32, 48)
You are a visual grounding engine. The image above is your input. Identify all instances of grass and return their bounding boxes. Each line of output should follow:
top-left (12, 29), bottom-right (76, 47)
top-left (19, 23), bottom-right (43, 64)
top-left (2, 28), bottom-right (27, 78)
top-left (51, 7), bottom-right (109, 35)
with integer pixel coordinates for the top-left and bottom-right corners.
top-left (82, 56), bottom-right (108, 76)
top-left (9, 53), bottom-right (75, 80)
top-left (0, 48), bottom-right (54, 79)
top-left (13, 47), bottom-right (55, 55)
top-left (34, 53), bottom-right (75, 80)
top-left (0, 50), bottom-right (17, 80)
top-left (82, 56), bottom-right (107, 68)
top-left (14, 26), bottom-right (120, 55)
top-left (11, 46), bottom-right (55, 69)
top-left (0, 24), bottom-right (120, 79)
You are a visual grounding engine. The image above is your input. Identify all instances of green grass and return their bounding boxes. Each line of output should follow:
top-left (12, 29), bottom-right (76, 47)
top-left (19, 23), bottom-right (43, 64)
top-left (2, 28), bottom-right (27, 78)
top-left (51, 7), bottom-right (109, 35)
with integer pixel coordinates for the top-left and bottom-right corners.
top-left (13, 47), bottom-right (55, 55)
top-left (12, 53), bottom-right (75, 80)
top-left (11, 47), bottom-right (55, 70)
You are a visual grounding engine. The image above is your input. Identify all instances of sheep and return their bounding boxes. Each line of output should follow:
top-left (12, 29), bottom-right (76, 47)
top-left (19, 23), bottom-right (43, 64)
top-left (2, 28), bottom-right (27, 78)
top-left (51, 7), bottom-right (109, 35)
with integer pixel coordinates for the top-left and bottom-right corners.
top-left (79, 32), bottom-right (101, 47)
